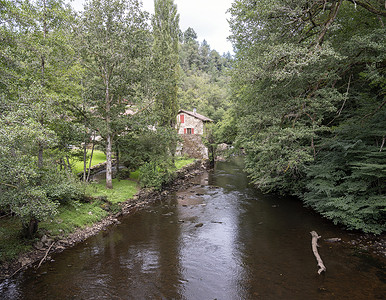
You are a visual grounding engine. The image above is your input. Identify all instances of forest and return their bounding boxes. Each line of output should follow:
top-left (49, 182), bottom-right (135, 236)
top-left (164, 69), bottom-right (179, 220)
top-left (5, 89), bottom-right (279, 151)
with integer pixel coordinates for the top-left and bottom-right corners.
top-left (0, 0), bottom-right (384, 262)
top-left (0, 0), bottom-right (231, 243)
top-left (227, 0), bottom-right (385, 233)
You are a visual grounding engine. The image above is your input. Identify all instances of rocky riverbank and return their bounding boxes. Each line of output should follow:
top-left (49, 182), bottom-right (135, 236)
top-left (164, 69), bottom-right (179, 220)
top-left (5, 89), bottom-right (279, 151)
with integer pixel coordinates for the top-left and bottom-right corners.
top-left (0, 160), bottom-right (208, 281)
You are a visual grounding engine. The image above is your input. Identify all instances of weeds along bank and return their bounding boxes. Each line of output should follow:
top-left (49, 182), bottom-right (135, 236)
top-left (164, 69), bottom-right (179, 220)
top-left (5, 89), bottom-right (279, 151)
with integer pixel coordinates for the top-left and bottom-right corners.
top-left (0, 159), bottom-right (204, 281)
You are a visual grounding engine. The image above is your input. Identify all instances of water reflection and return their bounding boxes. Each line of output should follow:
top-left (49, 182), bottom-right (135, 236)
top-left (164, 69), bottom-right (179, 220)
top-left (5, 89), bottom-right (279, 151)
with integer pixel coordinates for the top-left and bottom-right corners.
top-left (0, 158), bottom-right (385, 299)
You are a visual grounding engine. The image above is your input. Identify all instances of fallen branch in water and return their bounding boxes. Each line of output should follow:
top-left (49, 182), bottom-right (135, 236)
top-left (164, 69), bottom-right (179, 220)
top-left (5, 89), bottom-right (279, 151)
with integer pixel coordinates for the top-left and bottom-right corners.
top-left (310, 231), bottom-right (326, 274)
top-left (36, 242), bottom-right (55, 269)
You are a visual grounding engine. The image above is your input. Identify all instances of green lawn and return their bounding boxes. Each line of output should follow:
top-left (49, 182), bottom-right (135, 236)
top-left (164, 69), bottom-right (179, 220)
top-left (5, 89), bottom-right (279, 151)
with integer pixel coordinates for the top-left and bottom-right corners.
top-left (72, 150), bottom-right (106, 174)
top-left (174, 157), bottom-right (195, 169)
top-left (86, 179), bottom-right (139, 204)
top-left (40, 201), bottom-right (109, 236)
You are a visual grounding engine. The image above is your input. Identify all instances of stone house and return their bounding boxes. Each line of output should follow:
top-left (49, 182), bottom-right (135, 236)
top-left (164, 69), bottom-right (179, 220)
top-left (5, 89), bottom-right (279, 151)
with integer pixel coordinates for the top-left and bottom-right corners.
top-left (176, 109), bottom-right (213, 159)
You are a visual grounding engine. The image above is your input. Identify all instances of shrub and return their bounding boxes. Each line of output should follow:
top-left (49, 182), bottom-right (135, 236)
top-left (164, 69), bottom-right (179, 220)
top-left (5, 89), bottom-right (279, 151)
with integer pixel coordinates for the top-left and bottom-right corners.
top-left (139, 161), bottom-right (174, 190)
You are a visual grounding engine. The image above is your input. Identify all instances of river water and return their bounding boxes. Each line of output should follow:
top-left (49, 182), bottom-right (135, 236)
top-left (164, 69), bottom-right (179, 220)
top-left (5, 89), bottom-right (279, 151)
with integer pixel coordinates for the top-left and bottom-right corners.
top-left (1, 159), bottom-right (385, 299)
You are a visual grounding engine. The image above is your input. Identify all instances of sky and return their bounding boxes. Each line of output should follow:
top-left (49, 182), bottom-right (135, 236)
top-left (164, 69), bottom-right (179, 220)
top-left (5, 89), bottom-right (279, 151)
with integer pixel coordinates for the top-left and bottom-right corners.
top-left (68, 0), bottom-right (234, 55)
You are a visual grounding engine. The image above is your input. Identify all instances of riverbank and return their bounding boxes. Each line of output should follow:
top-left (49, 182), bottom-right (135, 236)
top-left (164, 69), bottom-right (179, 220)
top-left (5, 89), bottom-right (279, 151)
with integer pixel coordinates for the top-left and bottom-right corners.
top-left (0, 159), bottom-right (207, 281)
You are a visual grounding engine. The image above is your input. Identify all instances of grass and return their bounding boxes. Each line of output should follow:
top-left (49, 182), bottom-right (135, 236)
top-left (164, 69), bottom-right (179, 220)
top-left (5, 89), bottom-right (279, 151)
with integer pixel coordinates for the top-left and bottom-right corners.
top-left (71, 150), bottom-right (106, 174)
top-left (86, 179), bottom-right (139, 204)
top-left (40, 201), bottom-right (109, 236)
top-left (0, 217), bottom-right (32, 263)
top-left (174, 157), bottom-right (195, 169)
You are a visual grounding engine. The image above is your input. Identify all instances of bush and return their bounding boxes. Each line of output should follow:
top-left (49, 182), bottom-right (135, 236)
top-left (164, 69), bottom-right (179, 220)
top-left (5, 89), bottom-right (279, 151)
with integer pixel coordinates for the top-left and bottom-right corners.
top-left (139, 161), bottom-right (174, 190)
top-left (44, 170), bottom-right (85, 204)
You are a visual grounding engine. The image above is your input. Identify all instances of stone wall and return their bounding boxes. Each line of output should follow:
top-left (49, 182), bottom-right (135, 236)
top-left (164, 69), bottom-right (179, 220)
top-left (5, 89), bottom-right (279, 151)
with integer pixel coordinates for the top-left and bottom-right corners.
top-left (178, 134), bottom-right (209, 159)
top-left (177, 112), bottom-right (205, 135)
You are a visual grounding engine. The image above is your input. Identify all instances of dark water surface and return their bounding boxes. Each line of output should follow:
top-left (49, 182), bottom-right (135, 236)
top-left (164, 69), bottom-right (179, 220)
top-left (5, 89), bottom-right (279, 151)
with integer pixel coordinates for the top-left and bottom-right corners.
top-left (1, 159), bottom-right (385, 299)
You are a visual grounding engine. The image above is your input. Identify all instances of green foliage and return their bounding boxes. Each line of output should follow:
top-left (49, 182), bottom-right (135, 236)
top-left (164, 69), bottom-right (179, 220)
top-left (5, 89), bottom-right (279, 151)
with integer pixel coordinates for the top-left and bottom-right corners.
top-left (138, 156), bottom-right (194, 190)
top-left (152, 0), bottom-right (180, 128)
top-left (43, 171), bottom-right (85, 204)
top-left (118, 116), bottom-right (179, 170)
top-left (178, 29), bottom-right (232, 123)
top-left (80, 0), bottom-right (151, 188)
top-left (139, 160), bottom-right (175, 190)
top-left (304, 103), bottom-right (386, 233)
top-left (229, 0), bottom-right (386, 233)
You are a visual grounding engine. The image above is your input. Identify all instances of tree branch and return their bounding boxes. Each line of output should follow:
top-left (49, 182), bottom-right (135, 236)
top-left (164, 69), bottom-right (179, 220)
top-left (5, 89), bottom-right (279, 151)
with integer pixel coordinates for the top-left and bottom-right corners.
top-left (0, 182), bottom-right (17, 188)
top-left (315, 0), bottom-right (343, 48)
top-left (310, 231), bottom-right (327, 274)
top-left (36, 242), bottom-right (55, 269)
top-left (337, 74), bottom-right (352, 116)
top-left (380, 136), bottom-right (385, 152)
top-left (347, 0), bottom-right (386, 17)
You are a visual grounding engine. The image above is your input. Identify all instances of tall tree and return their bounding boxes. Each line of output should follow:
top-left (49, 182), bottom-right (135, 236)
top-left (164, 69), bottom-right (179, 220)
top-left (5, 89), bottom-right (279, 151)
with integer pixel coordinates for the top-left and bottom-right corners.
top-left (80, 0), bottom-right (150, 189)
top-left (152, 0), bottom-right (180, 128)
top-left (0, 0), bottom-right (84, 237)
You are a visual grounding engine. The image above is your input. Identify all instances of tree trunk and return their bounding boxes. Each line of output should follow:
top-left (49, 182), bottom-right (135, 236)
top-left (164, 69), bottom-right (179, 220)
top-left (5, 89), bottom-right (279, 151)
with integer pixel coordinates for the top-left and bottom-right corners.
top-left (23, 218), bottom-right (39, 239)
top-left (106, 133), bottom-right (113, 189)
top-left (116, 145), bottom-right (120, 180)
top-left (83, 136), bottom-right (87, 181)
top-left (86, 133), bottom-right (95, 182)
top-left (105, 76), bottom-right (113, 189)
top-left (66, 155), bottom-right (72, 172)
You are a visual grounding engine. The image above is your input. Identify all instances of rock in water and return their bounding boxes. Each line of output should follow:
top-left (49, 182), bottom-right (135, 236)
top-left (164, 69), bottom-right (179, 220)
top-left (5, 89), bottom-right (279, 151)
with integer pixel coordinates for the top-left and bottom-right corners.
top-left (324, 238), bottom-right (341, 243)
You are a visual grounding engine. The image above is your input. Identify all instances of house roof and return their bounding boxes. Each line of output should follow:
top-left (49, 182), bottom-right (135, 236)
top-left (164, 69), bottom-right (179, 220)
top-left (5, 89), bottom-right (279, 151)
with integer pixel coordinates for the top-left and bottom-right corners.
top-left (178, 109), bottom-right (213, 122)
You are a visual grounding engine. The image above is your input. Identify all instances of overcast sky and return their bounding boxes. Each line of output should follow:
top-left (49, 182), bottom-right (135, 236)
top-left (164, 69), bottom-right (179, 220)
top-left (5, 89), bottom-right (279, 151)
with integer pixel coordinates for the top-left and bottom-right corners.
top-left (68, 0), bottom-right (234, 54)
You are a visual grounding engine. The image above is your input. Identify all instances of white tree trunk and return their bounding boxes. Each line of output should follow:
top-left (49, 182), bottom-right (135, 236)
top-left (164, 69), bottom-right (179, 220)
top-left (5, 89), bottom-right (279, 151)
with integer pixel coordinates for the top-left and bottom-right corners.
top-left (105, 78), bottom-right (113, 189)
top-left (106, 133), bottom-right (113, 189)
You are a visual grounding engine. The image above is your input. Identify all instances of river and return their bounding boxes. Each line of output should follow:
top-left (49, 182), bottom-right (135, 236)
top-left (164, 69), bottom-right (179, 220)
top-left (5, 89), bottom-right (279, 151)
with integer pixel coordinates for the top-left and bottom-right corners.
top-left (1, 158), bottom-right (385, 299)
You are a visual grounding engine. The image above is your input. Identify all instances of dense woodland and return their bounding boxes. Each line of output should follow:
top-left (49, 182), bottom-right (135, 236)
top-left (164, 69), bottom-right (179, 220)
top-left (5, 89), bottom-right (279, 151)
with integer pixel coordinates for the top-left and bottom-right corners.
top-left (0, 0), bottom-right (384, 243)
top-left (227, 0), bottom-right (385, 233)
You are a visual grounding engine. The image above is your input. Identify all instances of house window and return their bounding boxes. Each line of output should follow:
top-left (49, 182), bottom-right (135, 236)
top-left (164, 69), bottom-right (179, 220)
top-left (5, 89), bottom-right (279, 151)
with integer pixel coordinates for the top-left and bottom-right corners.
top-left (180, 114), bottom-right (184, 123)
top-left (186, 128), bottom-right (194, 134)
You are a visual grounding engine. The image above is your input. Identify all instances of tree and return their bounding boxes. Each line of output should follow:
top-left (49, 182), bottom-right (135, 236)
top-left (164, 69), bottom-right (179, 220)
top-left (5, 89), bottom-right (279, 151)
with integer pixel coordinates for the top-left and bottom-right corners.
top-left (229, 0), bottom-right (385, 232)
top-left (152, 0), bottom-right (180, 129)
top-left (80, 0), bottom-right (150, 189)
top-left (0, 0), bottom-right (84, 237)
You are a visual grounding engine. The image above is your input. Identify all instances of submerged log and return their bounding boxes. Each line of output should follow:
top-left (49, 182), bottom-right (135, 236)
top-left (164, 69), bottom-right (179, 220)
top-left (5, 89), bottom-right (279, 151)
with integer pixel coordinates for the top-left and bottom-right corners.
top-left (310, 231), bottom-right (326, 275)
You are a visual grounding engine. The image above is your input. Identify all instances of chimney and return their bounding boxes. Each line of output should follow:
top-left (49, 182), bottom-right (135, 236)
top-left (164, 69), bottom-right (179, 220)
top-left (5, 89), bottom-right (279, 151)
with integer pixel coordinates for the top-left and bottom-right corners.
top-left (193, 108), bottom-right (197, 115)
